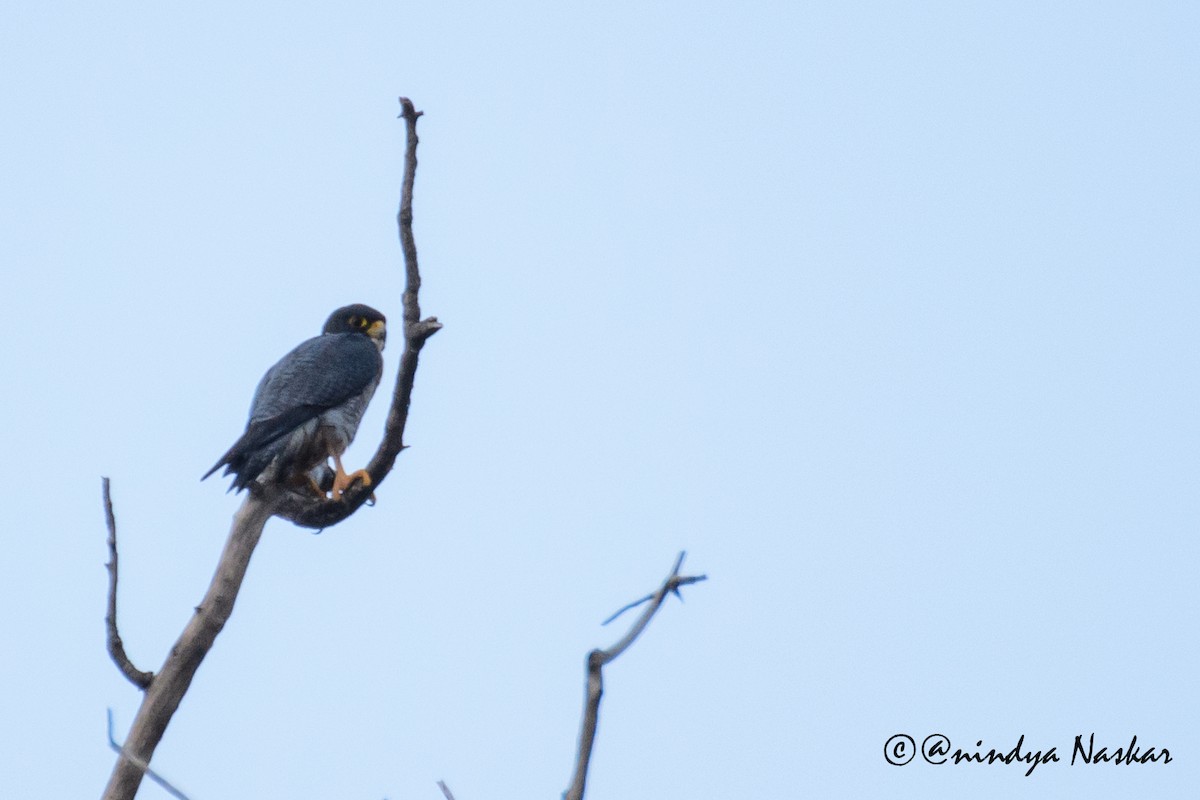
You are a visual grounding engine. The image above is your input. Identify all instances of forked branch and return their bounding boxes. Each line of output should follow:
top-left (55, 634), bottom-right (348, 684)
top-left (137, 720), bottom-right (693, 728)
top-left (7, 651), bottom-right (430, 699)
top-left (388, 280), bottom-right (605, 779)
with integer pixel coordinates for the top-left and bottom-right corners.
top-left (102, 494), bottom-right (278, 800)
top-left (102, 98), bottom-right (438, 800)
top-left (564, 552), bottom-right (707, 800)
top-left (274, 97), bottom-right (441, 529)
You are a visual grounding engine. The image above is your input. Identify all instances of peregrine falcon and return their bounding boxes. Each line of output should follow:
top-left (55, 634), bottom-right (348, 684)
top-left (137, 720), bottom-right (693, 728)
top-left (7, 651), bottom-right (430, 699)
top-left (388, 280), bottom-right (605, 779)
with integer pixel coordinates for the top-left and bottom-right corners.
top-left (203, 304), bottom-right (386, 498)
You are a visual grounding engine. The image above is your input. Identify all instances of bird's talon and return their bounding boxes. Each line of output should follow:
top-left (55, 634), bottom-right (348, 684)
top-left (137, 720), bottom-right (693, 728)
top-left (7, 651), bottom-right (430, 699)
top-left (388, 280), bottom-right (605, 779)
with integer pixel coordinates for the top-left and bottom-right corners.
top-left (331, 466), bottom-right (372, 500)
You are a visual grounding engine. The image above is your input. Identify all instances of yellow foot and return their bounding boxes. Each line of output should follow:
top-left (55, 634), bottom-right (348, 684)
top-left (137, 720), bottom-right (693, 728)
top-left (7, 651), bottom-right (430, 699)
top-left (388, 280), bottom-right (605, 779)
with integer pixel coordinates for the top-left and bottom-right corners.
top-left (332, 468), bottom-right (372, 499)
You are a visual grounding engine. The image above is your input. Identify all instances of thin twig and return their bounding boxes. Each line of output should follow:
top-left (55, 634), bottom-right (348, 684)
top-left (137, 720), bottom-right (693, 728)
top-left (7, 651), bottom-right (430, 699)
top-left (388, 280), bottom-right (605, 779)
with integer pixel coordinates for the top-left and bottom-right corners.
top-left (103, 478), bottom-right (154, 689)
top-left (436, 779), bottom-right (458, 800)
top-left (601, 574), bottom-right (707, 625)
top-left (106, 709), bottom-right (190, 800)
top-left (564, 552), bottom-right (707, 800)
top-left (274, 97), bottom-right (441, 529)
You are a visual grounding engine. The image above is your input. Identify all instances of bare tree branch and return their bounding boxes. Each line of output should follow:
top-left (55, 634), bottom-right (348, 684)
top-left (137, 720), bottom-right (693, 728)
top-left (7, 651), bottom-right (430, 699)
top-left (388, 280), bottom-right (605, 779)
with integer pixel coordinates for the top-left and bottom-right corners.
top-left (103, 478), bottom-right (154, 690)
top-left (106, 709), bottom-right (190, 800)
top-left (102, 99), bottom-right (438, 799)
top-left (436, 779), bottom-right (458, 800)
top-left (274, 97), bottom-right (441, 530)
top-left (102, 494), bottom-right (278, 800)
top-left (601, 573), bottom-right (707, 626)
top-left (564, 552), bottom-right (708, 800)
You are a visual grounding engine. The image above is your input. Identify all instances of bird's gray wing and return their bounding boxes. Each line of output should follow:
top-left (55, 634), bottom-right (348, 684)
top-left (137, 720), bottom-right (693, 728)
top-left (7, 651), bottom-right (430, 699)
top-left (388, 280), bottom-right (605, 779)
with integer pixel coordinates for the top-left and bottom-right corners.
top-left (203, 333), bottom-right (382, 481)
top-left (249, 333), bottom-right (381, 420)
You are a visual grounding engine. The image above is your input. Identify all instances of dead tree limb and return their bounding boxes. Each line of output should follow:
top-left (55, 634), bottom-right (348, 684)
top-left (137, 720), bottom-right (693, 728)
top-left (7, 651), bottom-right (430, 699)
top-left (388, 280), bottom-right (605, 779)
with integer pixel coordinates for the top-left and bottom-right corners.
top-left (102, 494), bottom-right (278, 799)
top-left (274, 97), bottom-right (441, 530)
top-left (563, 552), bottom-right (708, 800)
top-left (106, 709), bottom-right (190, 800)
top-left (101, 97), bottom-right (438, 800)
top-left (104, 478), bottom-right (153, 689)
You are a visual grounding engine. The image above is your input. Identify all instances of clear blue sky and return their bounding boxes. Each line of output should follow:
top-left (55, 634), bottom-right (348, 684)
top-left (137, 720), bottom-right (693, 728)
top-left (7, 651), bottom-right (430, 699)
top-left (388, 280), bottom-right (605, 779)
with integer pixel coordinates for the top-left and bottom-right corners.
top-left (2, 2), bottom-right (1196, 798)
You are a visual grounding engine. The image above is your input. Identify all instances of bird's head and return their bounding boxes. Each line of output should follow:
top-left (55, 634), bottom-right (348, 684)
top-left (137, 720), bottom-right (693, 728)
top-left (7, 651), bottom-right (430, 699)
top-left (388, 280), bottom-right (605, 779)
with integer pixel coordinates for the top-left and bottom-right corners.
top-left (325, 304), bottom-right (387, 351)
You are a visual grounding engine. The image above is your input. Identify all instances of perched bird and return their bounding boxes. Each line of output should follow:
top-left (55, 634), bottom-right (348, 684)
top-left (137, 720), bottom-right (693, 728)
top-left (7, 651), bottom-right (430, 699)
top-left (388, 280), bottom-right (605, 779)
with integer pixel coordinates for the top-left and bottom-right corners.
top-left (203, 304), bottom-right (387, 498)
